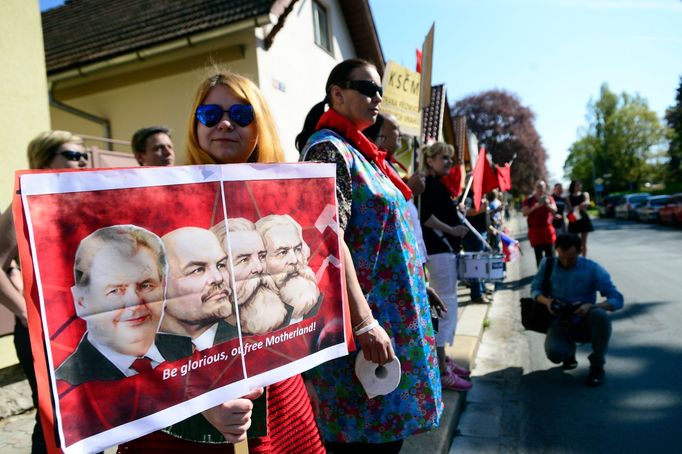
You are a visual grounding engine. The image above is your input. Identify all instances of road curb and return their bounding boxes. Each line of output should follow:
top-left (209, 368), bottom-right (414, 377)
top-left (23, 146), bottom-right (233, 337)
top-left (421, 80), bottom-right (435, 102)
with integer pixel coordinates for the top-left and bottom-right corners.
top-left (403, 215), bottom-right (521, 454)
top-left (401, 298), bottom-right (491, 454)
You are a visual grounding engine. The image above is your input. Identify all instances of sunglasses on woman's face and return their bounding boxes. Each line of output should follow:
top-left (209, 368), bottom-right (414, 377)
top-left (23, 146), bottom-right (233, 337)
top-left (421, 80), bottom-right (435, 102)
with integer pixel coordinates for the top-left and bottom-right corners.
top-left (195, 104), bottom-right (254, 128)
top-left (342, 80), bottom-right (383, 98)
top-left (59, 150), bottom-right (88, 161)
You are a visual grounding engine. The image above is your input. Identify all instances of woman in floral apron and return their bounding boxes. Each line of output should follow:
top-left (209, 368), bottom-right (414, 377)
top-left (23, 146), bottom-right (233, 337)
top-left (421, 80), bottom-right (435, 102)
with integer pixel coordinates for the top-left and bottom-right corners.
top-left (296, 59), bottom-right (442, 453)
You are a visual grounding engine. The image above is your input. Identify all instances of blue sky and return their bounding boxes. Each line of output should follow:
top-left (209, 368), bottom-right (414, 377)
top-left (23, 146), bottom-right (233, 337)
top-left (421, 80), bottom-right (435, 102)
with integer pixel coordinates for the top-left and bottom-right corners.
top-left (369, 0), bottom-right (682, 182)
top-left (40, 0), bottom-right (682, 182)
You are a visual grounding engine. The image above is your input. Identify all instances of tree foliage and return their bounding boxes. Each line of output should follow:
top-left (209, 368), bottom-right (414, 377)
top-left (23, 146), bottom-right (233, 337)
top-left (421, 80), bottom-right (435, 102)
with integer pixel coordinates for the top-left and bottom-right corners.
top-left (564, 83), bottom-right (667, 195)
top-left (451, 89), bottom-right (548, 196)
top-left (664, 76), bottom-right (682, 185)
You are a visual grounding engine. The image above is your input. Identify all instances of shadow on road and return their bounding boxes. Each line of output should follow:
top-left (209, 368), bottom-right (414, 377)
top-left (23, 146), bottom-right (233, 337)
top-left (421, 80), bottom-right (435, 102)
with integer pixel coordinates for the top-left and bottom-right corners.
top-left (475, 338), bottom-right (682, 451)
top-left (476, 295), bottom-right (682, 451)
top-left (498, 275), bottom-right (534, 291)
top-left (609, 300), bottom-right (668, 322)
top-left (515, 341), bottom-right (682, 451)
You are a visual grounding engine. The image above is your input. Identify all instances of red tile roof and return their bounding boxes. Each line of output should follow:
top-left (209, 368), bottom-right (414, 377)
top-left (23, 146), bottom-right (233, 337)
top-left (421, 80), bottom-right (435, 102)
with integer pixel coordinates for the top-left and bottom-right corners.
top-left (42, 0), bottom-right (275, 74)
top-left (43, 0), bottom-right (384, 75)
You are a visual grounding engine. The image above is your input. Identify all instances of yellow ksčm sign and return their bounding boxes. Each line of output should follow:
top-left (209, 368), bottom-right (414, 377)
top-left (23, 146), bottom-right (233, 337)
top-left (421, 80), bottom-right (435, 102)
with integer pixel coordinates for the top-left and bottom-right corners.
top-left (380, 60), bottom-right (422, 137)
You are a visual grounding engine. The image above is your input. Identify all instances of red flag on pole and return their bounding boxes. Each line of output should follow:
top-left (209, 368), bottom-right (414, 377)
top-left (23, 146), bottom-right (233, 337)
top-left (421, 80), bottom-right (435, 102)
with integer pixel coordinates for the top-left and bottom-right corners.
top-left (442, 165), bottom-right (462, 198)
top-left (472, 146), bottom-right (498, 211)
top-left (496, 163), bottom-right (512, 192)
top-left (416, 49), bottom-right (423, 73)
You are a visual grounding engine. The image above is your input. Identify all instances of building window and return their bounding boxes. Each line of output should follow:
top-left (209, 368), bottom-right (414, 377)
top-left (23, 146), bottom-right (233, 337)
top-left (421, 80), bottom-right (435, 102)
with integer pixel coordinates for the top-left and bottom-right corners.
top-left (312, 1), bottom-right (331, 52)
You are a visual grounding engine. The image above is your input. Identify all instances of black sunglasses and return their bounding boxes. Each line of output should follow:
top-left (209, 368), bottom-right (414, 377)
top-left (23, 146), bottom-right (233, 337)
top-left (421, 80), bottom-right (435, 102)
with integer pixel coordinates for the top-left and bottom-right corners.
top-left (342, 80), bottom-right (383, 98)
top-left (59, 150), bottom-right (88, 161)
top-left (195, 104), bottom-right (255, 128)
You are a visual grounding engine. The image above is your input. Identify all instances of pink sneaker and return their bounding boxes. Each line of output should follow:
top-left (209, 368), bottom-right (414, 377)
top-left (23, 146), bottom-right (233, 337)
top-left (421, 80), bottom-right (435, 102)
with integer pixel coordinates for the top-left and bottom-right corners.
top-left (441, 370), bottom-right (472, 392)
top-left (445, 357), bottom-right (471, 377)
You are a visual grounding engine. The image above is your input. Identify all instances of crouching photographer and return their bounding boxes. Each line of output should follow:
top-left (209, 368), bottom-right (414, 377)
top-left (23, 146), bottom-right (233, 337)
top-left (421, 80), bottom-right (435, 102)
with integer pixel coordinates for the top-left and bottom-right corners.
top-left (531, 233), bottom-right (624, 387)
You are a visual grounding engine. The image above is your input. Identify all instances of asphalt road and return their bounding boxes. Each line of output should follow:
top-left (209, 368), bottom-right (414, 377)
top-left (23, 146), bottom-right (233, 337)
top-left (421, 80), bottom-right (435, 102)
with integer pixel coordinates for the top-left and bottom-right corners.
top-left (452, 216), bottom-right (682, 453)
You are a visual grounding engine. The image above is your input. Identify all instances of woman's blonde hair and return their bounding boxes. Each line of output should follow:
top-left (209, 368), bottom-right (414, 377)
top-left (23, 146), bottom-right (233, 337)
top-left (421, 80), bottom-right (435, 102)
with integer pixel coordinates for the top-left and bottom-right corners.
top-left (419, 142), bottom-right (454, 174)
top-left (186, 70), bottom-right (284, 165)
top-left (27, 130), bottom-right (84, 170)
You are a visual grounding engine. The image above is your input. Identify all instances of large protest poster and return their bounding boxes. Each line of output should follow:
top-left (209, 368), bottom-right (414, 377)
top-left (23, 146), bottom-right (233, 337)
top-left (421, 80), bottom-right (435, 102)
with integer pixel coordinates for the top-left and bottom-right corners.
top-left (13, 163), bottom-right (349, 454)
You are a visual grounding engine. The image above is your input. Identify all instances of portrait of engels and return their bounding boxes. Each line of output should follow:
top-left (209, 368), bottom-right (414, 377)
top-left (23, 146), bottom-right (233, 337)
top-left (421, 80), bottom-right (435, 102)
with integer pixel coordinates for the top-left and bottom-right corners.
top-left (211, 218), bottom-right (292, 335)
top-left (55, 225), bottom-right (192, 386)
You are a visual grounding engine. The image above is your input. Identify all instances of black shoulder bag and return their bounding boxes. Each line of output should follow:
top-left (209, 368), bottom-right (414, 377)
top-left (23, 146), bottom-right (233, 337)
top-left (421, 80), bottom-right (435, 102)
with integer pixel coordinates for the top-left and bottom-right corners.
top-left (520, 257), bottom-right (555, 333)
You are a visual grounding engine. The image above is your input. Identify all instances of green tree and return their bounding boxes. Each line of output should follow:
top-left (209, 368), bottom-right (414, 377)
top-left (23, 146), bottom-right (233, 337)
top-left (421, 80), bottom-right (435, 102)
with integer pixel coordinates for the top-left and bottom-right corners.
top-left (451, 90), bottom-right (548, 196)
top-left (664, 77), bottom-right (682, 188)
top-left (565, 83), bottom-right (667, 195)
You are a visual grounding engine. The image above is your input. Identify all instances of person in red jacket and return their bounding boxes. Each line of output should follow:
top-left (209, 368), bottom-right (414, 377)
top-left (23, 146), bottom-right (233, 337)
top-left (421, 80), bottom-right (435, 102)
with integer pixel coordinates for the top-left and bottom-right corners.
top-left (522, 180), bottom-right (558, 267)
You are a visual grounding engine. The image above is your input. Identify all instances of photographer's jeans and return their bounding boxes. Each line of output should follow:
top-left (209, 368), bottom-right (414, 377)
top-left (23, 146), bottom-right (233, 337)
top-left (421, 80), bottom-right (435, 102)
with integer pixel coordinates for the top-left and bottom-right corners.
top-left (544, 307), bottom-right (612, 368)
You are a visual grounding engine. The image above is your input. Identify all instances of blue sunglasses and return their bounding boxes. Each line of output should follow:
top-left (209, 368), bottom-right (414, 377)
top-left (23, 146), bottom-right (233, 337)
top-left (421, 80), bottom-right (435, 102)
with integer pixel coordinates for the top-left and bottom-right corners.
top-left (195, 104), bottom-right (254, 128)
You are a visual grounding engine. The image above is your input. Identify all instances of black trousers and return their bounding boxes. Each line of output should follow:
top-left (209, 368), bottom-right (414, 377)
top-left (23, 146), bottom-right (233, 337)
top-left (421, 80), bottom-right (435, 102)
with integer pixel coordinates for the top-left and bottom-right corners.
top-left (533, 244), bottom-right (554, 267)
top-left (14, 318), bottom-right (47, 454)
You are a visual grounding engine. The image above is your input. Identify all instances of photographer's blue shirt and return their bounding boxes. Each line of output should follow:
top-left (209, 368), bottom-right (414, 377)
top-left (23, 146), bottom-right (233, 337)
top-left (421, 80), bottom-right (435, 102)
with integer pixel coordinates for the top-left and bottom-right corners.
top-left (531, 256), bottom-right (624, 310)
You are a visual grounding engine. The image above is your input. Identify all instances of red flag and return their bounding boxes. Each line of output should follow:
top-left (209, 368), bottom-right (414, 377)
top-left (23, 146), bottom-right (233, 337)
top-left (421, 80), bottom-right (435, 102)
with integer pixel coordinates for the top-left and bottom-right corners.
top-left (472, 146), bottom-right (498, 211)
top-left (416, 49), bottom-right (423, 73)
top-left (442, 165), bottom-right (462, 198)
top-left (496, 163), bottom-right (512, 192)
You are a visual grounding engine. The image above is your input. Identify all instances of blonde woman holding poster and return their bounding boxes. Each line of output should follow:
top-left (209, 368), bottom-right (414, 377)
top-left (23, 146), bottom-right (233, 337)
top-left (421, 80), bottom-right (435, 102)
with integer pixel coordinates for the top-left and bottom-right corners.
top-left (118, 71), bottom-right (325, 453)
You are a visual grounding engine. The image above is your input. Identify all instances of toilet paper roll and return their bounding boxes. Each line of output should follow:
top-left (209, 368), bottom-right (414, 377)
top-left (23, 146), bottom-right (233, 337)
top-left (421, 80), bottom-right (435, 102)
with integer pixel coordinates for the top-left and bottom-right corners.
top-left (354, 354), bottom-right (401, 399)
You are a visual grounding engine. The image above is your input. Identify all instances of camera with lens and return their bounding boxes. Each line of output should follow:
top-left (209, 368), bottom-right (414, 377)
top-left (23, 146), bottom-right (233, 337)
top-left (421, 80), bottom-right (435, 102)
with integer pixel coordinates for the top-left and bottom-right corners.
top-left (550, 299), bottom-right (575, 315)
top-left (550, 299), bottom-right (580, 325)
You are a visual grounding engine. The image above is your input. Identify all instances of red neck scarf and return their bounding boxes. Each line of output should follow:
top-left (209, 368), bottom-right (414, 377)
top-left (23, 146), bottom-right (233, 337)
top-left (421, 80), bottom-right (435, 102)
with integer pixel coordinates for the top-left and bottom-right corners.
top-left (316, 109), bottom-right (412, 200)
top-left (388, 153), bottom-right (409, 174)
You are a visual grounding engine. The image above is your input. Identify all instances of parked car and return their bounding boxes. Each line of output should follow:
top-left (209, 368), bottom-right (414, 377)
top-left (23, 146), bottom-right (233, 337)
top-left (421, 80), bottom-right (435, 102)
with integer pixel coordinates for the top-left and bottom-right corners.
top-left (615, 193), bottom-right (650, 220)
top-left (659, 193), bottom-right (682, 225)
top-left (636, 195), bottom-right (671, 222)
top-left (598, 194), bottom-right (622, 218)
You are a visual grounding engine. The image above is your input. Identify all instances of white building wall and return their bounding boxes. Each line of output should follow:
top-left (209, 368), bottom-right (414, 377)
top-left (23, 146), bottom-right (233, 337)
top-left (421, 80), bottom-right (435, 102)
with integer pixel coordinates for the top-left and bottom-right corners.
top-left (255, 0), bottom-right (357, 161)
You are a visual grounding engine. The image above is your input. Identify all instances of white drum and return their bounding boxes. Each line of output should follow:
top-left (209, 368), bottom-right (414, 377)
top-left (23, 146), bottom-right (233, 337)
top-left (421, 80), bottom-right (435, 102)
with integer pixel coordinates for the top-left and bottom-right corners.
top-left (458, 252), bottom-right (505, 281)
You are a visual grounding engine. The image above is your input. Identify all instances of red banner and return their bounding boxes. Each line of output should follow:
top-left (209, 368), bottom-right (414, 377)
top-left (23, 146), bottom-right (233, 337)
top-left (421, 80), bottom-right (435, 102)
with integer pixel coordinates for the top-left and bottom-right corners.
top-left (14, 164), bottom-right (350, 453)
top-left (472, 147), bottom-right (499, 210)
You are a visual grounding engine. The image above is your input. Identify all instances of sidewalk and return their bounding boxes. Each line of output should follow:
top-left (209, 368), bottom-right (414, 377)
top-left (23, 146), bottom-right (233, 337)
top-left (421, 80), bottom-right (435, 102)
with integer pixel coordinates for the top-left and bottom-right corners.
top-left (401, 285), bottom-right (495, 454)
top-left (0, 365), bottom-right (35, 453)
top-left (403, 215), bottom-right (521, 454)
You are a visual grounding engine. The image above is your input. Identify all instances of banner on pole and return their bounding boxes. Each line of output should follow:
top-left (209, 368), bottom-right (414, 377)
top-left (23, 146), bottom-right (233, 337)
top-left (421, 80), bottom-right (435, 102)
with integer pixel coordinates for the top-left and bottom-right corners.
top-left (419, 23), bottom-right (435, 110)
top-left (380, 60), bottom-right (422, 137)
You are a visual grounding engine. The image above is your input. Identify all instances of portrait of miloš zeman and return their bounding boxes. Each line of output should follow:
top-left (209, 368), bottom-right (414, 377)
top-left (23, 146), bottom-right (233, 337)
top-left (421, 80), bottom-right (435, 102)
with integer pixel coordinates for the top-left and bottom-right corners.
top-left (55, 225), bottom-right (191, 386)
